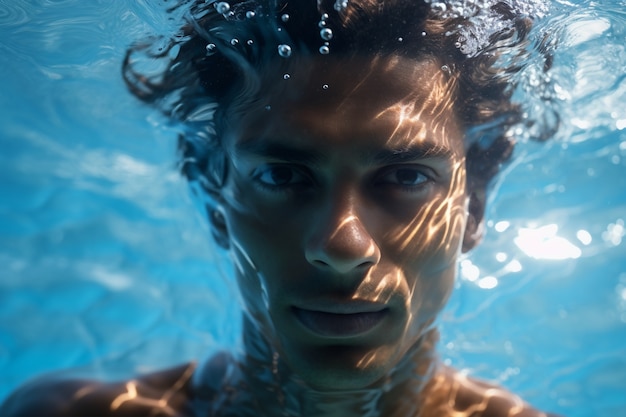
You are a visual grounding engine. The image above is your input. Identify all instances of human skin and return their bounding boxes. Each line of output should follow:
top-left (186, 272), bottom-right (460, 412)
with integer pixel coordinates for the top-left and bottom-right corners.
top-left (213, 55), bottom-right (476, 394)
top-left (194, 55), bottom-right (554, 416)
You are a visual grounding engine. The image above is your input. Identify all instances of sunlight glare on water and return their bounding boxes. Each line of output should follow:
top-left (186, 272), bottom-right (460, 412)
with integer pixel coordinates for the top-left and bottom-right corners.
top-left (514, 224), bottom-right (582, 260)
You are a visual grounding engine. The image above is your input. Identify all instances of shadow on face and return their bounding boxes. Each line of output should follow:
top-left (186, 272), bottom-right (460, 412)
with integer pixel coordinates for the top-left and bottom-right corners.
top-left (209, 55), bottom-right (485, 390)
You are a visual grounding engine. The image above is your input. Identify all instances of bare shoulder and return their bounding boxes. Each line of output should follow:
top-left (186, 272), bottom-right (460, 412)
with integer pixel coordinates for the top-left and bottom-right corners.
top-left (425, 365), bottom-right (564, 417)
top-left (0, 362), bottom-right (197, 417)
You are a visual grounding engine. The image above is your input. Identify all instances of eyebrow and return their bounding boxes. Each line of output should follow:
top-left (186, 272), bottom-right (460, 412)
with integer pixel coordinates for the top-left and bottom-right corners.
top-left (234, 139), bottom-right (454, 165)
top-left (234, 140), bottom-right (324, 165)
top-left (366, 143), bottom-right (454, 165)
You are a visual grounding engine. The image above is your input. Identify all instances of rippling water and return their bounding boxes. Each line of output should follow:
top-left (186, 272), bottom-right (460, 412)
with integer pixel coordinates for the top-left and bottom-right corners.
top-left (0, 1), bottom-right (624, 416)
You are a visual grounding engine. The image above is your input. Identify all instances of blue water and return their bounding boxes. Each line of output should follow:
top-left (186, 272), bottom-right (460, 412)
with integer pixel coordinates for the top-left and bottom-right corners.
top-left (0, 1), bottom-right (624, 416)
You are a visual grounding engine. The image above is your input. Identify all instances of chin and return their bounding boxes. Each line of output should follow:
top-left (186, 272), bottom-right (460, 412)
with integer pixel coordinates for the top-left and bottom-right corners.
top-left (284, 344), bottom-right (401, 392)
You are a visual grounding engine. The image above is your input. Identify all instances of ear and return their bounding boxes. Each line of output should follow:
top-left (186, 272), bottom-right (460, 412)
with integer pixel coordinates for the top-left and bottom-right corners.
top-left (209, 206), bottom-right (230, 249)
top-left (462, 187), bottom-right (486, 253)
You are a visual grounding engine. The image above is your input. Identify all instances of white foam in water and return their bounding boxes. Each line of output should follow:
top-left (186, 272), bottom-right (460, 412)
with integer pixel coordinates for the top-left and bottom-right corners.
top-left (566, 17), bottom-right (611, 46)
top-left (426, 0), bottom-right (549, 56)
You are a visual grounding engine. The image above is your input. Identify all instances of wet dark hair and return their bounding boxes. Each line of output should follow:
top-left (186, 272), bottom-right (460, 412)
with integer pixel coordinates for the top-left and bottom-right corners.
top-left (123, 0), bottom-right (553, 204)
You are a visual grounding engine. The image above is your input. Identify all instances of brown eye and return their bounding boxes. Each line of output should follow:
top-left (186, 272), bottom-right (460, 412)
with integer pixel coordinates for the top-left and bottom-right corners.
top-left (377, 166), bottom-right (429, 187)
top-left (254, 165), bottom-right (310, 188)
top-left (395, 168), bottom-right (425, 185)
top-left (266, 166), bottom-right (293, 185)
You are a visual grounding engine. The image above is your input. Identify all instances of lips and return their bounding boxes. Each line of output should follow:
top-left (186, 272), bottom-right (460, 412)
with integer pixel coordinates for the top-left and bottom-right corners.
top-left (293, 306), bottom-right (389, 338)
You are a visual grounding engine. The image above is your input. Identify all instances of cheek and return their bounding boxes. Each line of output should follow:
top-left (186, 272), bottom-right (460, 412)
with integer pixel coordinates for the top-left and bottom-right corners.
top-left (384, 162), bottom-right (468, 260)
top-left (384, 187), bottom-right (466, 328)
top-left (223, 191), bottom-right (307, 313)
top-left (406, 198), bottom-right (465, 311)
top-left (403, 265), bottom-right (456, 344)
top-left (410, 263), bottom-right (456, 313)
top-left (224, 208), bottom-right (283, 340)
top-left (385, 193), bottom-right (468, 272)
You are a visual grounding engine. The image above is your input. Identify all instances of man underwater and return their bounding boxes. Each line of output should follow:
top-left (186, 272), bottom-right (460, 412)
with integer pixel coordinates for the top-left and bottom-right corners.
top-left (1, 0), bottom-right (562, 416)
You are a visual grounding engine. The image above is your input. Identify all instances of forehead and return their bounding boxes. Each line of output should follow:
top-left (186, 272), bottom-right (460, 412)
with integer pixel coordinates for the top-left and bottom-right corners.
top-left (226, 55), bottom-right (464, 156)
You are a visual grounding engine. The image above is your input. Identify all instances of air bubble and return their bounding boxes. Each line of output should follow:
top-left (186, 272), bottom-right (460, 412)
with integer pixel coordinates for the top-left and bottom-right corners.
top-left (320, 28), bottom-right (333, 41)
top-left (318, 20), bottom-right (327, 28)
top-left (246, 10), bottom-right (255, 18)
top-left (265, 105), bottom-right (271, 111)
top-left (321, 13), bottom-right (329, 20)
top-left (230, 38), bottom-right (239, 46)
top-left (334, 0), bottom-right (348, 11)
top-left (283, 73), bottom-right (290, 80)
top-left (278, 44), bottom-right (292, 57)
top-left (206, 43), bottom-right (216, 55)
top-left (281, 13), bottom-right (290, 22)
top-left (432, 2), bottom-right (447, 12)
top-left (421, 31), bottom-right (427, 36)
top-left (322, 84), bottom-right (329, 90)
top-left (215, 1), bottom-right (230, 14)
top-left (319, 45), bottom-right (330, 54)
top-left (246, 39), bottom-right (254, 45)
top-left (398, 37), bottom-right (403, 42)
top-left (441, 64), bottom-right (450, 74)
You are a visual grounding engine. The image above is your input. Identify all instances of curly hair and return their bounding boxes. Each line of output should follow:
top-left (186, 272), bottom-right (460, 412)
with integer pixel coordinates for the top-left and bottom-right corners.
top-left (123, 0), bottom-right (552, 202)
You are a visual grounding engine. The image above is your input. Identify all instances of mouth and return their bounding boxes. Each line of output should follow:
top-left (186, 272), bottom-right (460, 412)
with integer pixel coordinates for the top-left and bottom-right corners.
top-left (292, 306), bottom-right (389, 338)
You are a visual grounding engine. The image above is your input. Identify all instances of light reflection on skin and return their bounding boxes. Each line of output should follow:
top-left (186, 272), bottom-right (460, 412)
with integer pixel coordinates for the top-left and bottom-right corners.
top-left (207, 55), bottom-right (489, 415)
top-left (390, 159), bottom-right (467, 253)
top-left (58, 55), bottom-right (554, 417)
top-left (108, 363), bottom-right (195, 415)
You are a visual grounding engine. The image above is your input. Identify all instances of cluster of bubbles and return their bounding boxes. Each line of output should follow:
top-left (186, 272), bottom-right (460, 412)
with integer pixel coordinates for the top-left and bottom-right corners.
top-left (424, 0), bottom-right (549, 57)
top-left (205, 0), bottom-right (553, 61)
top-left (204, 1), bottom-right (258, 56)
top-left (205, 1), bottom-right (259, 56)
top-left (202, 0), bottom-right (343, 90)
top-left (425, 0), bottom-right (548, 22)
top-left (204, 1), bottom-right (339, 59)
top-left (317, 13), bottom-right (333, 55)
top-left (334, 0), bottom-right (349, 12)
top-left (204, 0), bottom-right (551, 59)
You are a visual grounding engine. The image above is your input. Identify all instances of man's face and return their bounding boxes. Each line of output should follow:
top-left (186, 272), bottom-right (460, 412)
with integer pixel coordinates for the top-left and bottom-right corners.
top-left (215, 56), bottom-right (476, 390)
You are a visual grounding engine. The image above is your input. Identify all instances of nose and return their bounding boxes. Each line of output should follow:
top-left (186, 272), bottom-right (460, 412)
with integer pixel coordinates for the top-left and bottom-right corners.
top-left (305, 195), bottom-right (381, 274)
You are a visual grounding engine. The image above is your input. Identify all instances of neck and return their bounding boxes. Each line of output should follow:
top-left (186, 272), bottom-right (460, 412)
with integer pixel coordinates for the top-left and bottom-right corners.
top-left (226, 316), bottom-right (440, 417)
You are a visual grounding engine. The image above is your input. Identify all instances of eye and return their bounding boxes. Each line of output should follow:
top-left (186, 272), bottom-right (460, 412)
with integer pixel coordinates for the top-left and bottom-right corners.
top-left (254, 165), bottom-right (311, 189)
top-left (375, 166), bottom-right (430, 188)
